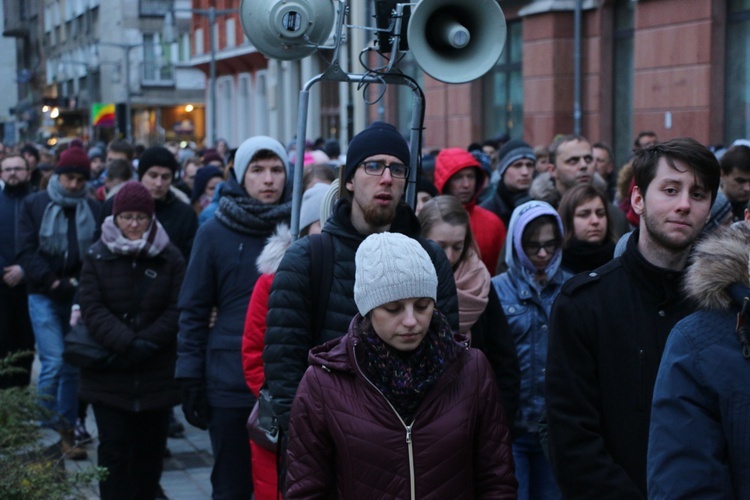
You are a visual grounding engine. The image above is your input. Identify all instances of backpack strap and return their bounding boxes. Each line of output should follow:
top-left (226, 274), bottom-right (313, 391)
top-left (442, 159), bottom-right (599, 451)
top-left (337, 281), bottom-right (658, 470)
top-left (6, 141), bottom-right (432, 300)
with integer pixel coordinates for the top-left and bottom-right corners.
top-left (308, 232), bottom-right (335, 344)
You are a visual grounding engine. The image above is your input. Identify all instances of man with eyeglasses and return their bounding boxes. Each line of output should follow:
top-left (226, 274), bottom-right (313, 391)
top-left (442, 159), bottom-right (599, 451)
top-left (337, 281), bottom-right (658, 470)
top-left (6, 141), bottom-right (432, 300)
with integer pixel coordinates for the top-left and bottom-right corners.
top-left (0, 154), bottom-right (35, 389)
top-left (545, 137), bottom-right (721, 498)
top-left (434, 147), bottom-right (507, 274)
top-left (263, 122), bottom-right (459, 465)
top-left (531, 134), bottom-right (629, 237)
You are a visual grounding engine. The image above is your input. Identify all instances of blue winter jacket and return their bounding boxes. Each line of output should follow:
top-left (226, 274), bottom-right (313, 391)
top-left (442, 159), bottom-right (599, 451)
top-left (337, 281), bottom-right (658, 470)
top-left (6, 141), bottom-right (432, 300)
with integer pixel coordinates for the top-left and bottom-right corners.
top-left (491, 200), bottom-right (569, 434)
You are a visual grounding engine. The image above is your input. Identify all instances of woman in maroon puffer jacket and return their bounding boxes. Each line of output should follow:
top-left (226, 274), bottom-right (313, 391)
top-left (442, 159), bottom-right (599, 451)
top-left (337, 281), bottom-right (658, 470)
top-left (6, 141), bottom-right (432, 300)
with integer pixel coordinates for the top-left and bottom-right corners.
top-left (285, 232), bottom-right (517, 499)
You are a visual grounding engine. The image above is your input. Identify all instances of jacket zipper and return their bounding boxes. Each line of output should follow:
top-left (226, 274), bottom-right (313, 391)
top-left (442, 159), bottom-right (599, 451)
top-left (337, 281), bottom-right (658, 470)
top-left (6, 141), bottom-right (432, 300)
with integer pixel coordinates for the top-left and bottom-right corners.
top-left (352, 342), bottom-right (417, 500)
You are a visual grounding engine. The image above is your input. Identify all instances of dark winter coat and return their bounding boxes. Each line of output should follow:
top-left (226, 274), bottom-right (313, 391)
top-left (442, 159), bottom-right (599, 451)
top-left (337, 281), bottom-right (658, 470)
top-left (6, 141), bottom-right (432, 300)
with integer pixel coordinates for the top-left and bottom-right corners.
top-left (176, 180), bottom-right (285, 408)
top-left (0, 183), bottom-right (30, 269)
top-left (285, 314), bottom-right (517, 499)
top-left (16, 190), bottom-right (101, 294)
top-left (264, 200), bottom-right (459, 432)
top-left (546, 229), bottom-right (695, 499)
top-left (101, 190), bottom-right (197, 260)
top-left (648, 224), bottom-right (750, 499)
top-left (78, 240), bottom-right (185, 412)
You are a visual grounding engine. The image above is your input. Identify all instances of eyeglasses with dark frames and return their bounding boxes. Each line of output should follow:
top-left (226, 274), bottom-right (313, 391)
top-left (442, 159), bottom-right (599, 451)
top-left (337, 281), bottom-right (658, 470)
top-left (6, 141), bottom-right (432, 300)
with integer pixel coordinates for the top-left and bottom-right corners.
top-left (524, 239), bottom-right (559, 255)
top-left (359, 160), bottom-right (410, 179)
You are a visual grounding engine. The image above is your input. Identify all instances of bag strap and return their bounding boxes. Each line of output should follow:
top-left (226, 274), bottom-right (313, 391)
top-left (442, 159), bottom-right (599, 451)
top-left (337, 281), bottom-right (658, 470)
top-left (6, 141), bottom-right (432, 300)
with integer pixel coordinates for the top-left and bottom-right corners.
top-left (308, 232), bottom-right (334, 344)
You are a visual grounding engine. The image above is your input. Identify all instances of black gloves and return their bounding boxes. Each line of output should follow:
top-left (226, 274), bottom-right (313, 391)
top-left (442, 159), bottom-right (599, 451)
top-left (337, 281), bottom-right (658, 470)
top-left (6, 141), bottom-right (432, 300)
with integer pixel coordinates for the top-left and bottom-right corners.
top-left (181, 379), bottom-right (209, 430)
top-left (126, 338), bottom-right (160, 364)
top-left (50, 279), bottom-right (77, 302)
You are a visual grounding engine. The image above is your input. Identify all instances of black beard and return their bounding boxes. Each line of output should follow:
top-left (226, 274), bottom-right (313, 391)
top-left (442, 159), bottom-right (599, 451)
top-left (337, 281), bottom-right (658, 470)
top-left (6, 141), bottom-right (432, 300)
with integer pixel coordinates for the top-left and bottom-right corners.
top-left (3, 180), bottom-right (30, 195)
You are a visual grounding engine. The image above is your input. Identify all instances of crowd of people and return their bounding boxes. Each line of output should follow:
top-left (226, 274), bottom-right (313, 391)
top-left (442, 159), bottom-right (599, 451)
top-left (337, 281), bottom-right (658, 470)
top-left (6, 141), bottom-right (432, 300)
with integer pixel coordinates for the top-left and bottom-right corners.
top-left (0, 125), bottom-right (748, 499)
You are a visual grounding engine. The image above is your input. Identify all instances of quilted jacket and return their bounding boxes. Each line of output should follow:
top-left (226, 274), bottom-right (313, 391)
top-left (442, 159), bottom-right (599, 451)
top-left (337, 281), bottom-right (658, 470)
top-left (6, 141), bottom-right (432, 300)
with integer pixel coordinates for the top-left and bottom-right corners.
top-left (263, 200), bottom-right (459, 432)
top-left (285, 314), bottom-right (517, 499)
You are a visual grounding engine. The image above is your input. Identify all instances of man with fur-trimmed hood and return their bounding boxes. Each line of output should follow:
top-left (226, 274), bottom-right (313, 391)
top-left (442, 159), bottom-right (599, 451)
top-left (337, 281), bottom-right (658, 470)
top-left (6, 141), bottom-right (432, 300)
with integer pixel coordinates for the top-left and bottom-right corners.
top-left (647, 223), bottom-right (750, 498)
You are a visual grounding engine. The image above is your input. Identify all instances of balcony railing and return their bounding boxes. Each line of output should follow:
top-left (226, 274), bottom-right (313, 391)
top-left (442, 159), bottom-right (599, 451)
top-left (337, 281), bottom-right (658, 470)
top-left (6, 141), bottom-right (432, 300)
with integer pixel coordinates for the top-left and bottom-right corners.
top-left (139, 0), bottom-right (170, 17)
top-left (141, 61), bottom-right (175, 86)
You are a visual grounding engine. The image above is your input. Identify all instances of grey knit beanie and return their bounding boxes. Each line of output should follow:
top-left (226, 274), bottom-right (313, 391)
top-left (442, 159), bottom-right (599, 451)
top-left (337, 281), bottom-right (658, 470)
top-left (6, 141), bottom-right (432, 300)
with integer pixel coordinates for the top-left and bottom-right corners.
top-left (496, 139), bottom-right (536, 180)
top-left (354, 232), bottom-right (437, 316)
top-left (299, 182), bottom-right (330, 231)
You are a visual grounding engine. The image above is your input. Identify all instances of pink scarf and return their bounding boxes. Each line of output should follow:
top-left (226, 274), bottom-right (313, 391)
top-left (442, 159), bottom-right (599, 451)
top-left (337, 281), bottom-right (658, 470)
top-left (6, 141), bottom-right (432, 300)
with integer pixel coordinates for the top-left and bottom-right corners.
top-left (453, 246), bottom-right (491, 337)
top-left (101, 215), bottom-right (171, 258)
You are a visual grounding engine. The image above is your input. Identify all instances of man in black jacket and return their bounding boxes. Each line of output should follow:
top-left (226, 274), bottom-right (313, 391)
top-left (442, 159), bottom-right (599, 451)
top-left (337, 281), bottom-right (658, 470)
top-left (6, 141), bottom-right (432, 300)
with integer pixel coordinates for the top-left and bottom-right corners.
top-left (264, 122), bottom-right (459, 438)
top-left (545, 137), bottom-right (720, 498)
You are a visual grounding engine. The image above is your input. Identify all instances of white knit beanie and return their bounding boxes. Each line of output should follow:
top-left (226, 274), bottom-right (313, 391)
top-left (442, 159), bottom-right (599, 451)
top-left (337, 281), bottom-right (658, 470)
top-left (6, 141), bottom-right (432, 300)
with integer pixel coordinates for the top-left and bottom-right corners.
top-left (354, 233), bottom-right (438, 316)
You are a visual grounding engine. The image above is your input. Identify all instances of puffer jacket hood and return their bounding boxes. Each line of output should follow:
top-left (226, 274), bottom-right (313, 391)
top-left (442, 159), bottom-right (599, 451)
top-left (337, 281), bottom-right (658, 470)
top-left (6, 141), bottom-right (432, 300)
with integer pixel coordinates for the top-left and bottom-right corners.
top-left (255, 223), bottom-right (293, 275)
top-left (684, 223), bottom-right (750, 310)
top-left (434, 148), bottom-right (485, 203)
top-left (528, 172), bottom-right (561, 208)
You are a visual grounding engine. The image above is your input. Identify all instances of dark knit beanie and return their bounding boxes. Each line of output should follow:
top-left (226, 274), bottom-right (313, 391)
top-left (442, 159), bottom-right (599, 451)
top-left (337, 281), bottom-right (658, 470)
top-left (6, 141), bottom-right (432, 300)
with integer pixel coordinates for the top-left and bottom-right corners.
top-left (113, 181), bottom-right (155, 217)
top-left (496, 139), bottom-right (536, 180)
top-left (202, 149), bottom-right (225, 166)
top-left (138, 146), bottom-right (179, 179)
top-left (190, 166), bottom-right (224, 204)
top-left (56, 145), bottom-right (91, 179)
top-left (343, 122), bottom-right (410, 183)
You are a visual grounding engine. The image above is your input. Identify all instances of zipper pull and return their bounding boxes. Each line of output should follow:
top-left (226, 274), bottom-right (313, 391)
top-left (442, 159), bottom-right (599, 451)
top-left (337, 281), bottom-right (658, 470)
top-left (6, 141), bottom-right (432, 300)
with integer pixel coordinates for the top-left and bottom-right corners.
top-left (405, 425), bottom-right (412, 444)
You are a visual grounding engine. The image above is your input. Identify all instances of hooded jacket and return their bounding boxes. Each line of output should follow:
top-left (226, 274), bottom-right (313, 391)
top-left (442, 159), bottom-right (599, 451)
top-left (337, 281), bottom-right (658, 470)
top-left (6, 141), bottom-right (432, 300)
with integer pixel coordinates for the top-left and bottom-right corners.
top-left (434, 148), bottom-right (507, 274)
top-left (263, 200), bottom-right (459, 432)
top-left (492, 201), bottom-right (570, 434)
top-left (647, 224), bottom-right (750, 499)
top-left (285, 313), bottom-right (517, 499)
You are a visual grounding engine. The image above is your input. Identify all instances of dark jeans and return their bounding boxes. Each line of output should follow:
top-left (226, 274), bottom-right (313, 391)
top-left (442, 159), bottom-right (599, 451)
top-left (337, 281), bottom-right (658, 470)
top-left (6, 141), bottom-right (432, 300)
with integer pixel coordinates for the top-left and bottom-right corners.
top-left (0, 282), bottom-right (34, 389)
top-left (93, 404), bottom-right (170, 500)
top-left (208, 406), bottom-right (254, 500)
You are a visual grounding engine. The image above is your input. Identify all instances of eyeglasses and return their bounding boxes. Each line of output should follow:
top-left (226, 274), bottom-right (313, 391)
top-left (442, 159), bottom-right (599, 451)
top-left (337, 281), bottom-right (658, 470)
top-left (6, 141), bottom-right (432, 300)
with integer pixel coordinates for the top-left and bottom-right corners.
top-left (117, 214), bottom-right (151, 224)
top-left (360, 161), bottom-right (410, 179)
top-left (1, 166), bottom-right (27, 173)
top-left (524, 239), bottom-right (559, 255)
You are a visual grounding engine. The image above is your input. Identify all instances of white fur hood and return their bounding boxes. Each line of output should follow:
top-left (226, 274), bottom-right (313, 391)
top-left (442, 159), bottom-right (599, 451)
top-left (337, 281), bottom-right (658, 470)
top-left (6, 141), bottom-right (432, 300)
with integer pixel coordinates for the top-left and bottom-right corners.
top-left (684, 223), bottom-right (750, 310)
top-left (256, 224), bottom-right (293, 275)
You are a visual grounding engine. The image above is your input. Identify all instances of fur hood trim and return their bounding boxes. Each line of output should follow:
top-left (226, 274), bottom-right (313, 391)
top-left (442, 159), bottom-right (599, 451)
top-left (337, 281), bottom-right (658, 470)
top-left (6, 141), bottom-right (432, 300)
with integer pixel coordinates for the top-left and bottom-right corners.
top-left (684, 224), bottom-right (750, 310)
top-left (256, 224), bottom-right (293, 275)
top-left (529, 172), bottom-right (561, 208)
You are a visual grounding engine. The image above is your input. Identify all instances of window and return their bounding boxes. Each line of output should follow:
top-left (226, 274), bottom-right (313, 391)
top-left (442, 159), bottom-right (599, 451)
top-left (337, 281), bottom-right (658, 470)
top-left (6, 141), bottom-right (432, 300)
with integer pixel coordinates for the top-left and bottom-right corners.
top-left (612, 0), bottom-right (634, 167)
top-left (725, 0), bottom-right (750, 142)
top-left (482, 20), bottom-right (523, 141)
top-left (139, 0), bottom-right (170, 17)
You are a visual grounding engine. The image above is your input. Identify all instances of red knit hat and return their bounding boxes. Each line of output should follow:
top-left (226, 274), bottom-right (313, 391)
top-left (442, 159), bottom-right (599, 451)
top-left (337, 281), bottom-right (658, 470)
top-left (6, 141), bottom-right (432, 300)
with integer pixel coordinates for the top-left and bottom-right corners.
top-left (113, 181), bottom-right (155, 218)
top-left (56, 145), bottom-right (92, 179)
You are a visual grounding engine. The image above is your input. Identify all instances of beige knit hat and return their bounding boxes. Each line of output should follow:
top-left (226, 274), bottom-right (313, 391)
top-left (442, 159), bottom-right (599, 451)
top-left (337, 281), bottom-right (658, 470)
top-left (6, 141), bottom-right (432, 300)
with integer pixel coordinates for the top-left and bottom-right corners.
top-left (354, 232), bottom-right (438, 316)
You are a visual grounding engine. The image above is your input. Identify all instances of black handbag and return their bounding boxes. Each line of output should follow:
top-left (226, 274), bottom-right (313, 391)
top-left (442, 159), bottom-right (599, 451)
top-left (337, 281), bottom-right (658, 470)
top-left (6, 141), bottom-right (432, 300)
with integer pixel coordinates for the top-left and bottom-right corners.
top-left (63, 322), bottom-right (127, 369)
top-left (246, 387), bottom-right (280, 452)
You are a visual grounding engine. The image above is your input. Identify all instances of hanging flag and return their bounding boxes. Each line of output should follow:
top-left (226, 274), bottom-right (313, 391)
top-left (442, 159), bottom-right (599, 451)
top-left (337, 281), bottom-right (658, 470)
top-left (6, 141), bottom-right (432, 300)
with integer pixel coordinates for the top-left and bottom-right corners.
top-left (91, 103), bottom-right (115, 127)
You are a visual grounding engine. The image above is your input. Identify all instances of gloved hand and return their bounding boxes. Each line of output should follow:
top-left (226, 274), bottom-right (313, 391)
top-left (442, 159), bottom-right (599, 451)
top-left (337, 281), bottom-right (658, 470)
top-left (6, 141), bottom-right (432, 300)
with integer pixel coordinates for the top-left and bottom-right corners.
top-left (181, 379), bottom-right (209, 430)
top-left (50, 279), bottom-right (77, 302)
top-left (126, 338), bottom-right (160, 364)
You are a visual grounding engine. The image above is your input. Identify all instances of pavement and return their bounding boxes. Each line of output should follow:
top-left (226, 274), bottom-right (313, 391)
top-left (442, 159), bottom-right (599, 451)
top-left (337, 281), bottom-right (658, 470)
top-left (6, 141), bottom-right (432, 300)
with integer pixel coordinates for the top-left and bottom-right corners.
top-left (31, 359), bottom-right (215, 499)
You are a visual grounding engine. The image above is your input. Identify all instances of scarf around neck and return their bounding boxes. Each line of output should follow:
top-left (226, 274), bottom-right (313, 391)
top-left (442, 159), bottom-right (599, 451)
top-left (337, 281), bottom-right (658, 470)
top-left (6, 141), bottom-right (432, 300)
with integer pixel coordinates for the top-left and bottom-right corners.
top-left (214, 179), bottom-right (291, 236)
top-left (453, 246), bottom-right (490, 336)
top-left (355, 310), bottom-right (462, 423)
top-left (562, 238), bottom-right (616, 274)
top-left (39, 174), bottom-right (96, 260)
top-left (101, 215), bottom-right (171, 258)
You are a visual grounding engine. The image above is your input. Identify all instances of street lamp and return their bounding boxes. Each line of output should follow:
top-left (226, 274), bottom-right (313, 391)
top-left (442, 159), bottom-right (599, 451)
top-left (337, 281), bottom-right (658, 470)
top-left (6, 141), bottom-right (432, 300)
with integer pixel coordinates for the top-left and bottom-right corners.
top-left (98, 41), bottom-right (142, 143)
top-left (164, 7), bottom-right (238, 146)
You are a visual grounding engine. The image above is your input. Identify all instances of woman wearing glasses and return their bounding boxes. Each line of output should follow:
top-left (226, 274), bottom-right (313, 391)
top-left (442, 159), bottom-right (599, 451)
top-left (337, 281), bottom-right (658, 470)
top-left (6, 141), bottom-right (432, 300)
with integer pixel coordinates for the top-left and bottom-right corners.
top-left (77, 181), bottom-right (185, 499)
top-left (491, 200), bottom-right (570, 500)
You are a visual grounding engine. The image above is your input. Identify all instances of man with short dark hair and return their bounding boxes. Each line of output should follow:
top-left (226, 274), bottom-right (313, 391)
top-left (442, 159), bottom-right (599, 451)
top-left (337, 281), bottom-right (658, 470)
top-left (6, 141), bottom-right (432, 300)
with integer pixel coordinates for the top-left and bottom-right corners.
top-left (719, 144), bottom-right (750, 221)
top-left (531, 134), bottom-right (628, 236)
top-left (264, 122), bottom-right (459, 441)
top-left (593, 141), bottom-right (616, 201)
top-left (634, 130), bottom-right (658, 150)
top-left (546, 137), bottom-right (721, 498)
top-left (0, 154), bottom-right (35, 389)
